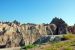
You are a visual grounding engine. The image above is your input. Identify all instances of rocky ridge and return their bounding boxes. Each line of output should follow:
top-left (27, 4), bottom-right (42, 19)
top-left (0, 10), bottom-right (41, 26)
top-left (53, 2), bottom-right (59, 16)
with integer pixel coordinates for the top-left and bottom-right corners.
top-left (0, 17), bottom-right (73, 48)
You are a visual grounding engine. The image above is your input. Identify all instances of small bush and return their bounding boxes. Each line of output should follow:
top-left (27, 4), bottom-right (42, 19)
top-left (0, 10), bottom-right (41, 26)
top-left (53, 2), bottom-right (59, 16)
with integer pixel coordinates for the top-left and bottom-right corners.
top-left (26, 44), bottom-right (36, 48)
top-left (21, 44), bottom-right (36, 50)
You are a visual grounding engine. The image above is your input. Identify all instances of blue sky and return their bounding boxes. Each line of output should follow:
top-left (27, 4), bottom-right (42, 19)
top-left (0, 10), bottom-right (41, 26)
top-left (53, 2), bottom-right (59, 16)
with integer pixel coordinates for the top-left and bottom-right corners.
top-left (0, 0), bottom-right (75, 25)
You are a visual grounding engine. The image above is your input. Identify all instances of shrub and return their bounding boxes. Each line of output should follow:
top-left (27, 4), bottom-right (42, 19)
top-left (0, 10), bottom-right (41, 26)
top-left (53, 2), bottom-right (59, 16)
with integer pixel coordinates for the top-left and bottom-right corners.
top-left (21, 44), bottom-right (36, 50)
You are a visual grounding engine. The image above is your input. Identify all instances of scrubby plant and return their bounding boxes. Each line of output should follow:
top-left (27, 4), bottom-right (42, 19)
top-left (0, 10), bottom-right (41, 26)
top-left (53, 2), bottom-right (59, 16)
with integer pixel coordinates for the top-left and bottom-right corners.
top-left (20, 44), bottom-right (36, 50)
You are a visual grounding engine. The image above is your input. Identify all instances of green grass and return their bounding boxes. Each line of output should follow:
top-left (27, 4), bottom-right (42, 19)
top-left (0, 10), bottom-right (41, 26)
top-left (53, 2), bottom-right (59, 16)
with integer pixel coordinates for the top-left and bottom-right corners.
top-left (20, 44), bottom-right (37, 50)
top-left (44, 34), bottom-right (75, 50)
top-left (63, 33), bottom-right (75, 40)
top-left (45, 40), bottom-right (75, 50)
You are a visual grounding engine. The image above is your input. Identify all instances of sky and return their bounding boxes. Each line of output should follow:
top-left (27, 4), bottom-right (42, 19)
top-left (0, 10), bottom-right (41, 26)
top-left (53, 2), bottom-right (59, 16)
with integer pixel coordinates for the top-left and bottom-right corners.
top-left (0, 0), bottom-right (75, 25)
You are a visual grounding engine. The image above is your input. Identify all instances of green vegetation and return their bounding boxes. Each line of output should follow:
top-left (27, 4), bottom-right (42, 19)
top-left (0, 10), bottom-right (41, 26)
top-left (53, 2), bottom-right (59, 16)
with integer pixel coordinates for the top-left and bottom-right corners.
top-left (63, 33), bottom-right (75, 40)
top-left (21, 34), bottom-right (75, 50)
top-left (20, 44), bottom-right (37, 50)
top-left (43, 34), bottom-right (75, 50)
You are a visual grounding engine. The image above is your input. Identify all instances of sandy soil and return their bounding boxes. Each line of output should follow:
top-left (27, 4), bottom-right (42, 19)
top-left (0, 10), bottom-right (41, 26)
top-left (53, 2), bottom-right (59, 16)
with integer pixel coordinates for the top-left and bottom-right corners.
top-left (0, 47), bottom-right (21, 50)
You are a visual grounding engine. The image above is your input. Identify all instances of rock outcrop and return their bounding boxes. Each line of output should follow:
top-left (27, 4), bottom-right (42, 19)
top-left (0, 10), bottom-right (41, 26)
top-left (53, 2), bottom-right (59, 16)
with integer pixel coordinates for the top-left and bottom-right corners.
top-left (68, 24), bottom-right (75, 34)
top-left (0, 17), bottom-right (69, 48)
top-left (20, 23), bottom-right (58, 45)
top-left (0, 23), bottom-right (25, 48)
top-left (50, 17), bottom-right (68, 34)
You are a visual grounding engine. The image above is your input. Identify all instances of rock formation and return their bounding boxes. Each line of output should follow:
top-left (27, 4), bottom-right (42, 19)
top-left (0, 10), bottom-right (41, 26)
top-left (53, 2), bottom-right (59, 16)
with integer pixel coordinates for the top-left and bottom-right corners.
top-left (68, 24), bottom-right (75, 34)
top-left (50, 17), bottom-right (68, 34)
top-left (0, 17), bottom-right (70, 48)
top-left (0, 23), bottom-right (25, 48)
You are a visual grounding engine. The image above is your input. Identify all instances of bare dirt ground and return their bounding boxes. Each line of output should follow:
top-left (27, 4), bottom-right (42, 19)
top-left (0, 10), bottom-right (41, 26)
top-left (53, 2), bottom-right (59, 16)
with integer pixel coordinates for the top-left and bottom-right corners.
top-left (28, 43), bottom-right (51, 50)
top-left (0, 47), bottom-right (21, 50)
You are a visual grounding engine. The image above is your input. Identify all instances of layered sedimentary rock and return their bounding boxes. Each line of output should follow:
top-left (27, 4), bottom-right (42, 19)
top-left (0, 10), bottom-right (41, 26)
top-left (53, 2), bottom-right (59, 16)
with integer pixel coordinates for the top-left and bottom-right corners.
top-left (0, 17), bottom-right (69, 48)
top-left (0, 22), bottom-right (58, 47)
top-left (0, 23), bottom-right (25, 48)
top-left (20, 24), bottom-right (57, 45)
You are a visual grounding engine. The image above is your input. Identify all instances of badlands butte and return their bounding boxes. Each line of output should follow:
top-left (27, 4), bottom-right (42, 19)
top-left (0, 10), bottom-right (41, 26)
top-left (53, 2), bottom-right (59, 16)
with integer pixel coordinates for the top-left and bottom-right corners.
top-left (0, 17), bottom-right (74, 48)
